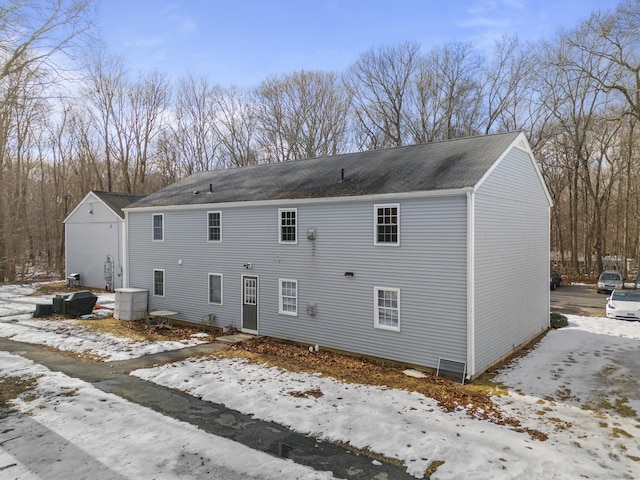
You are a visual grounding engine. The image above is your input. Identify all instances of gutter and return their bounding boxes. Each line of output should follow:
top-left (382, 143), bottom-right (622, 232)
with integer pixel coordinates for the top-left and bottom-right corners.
top-left (123, 210), bottom-right (129, 288)
top-left (122, 187), bottom-right (475, 214)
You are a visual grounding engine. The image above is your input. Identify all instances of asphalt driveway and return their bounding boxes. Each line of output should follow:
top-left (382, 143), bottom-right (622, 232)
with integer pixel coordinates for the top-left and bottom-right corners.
top-left (550, 283), bottom-right (606, 317)
top-left (0, 337), bottom-right (415, 480)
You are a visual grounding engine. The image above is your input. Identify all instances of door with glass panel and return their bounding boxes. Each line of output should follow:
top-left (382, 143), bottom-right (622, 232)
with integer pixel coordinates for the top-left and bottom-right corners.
top-left (242, 276), bottom-right (258, 332)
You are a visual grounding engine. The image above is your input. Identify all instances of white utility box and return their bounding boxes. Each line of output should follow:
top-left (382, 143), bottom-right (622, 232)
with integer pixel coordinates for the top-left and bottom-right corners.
top-left (114, 288), bottom-right (148, 321)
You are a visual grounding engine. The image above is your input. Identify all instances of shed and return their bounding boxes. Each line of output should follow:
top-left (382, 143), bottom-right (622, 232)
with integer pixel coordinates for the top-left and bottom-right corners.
top-left (64, 191), bottom-right (145, 291)
top-left (124, 131), bottom-right (552, 378)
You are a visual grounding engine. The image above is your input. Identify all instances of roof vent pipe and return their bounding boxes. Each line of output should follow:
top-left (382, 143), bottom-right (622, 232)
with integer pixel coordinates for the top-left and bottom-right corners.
top-left (208, 183), bottom-right (213, 194)
top-left (341, 168), bottom-right (344, 182)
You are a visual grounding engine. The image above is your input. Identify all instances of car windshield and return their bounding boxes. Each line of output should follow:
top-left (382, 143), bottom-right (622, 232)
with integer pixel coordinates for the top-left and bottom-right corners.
top-left (601, 273), bottom-right (621, 281)
top-left (612, 290), bottom-right (640, 302)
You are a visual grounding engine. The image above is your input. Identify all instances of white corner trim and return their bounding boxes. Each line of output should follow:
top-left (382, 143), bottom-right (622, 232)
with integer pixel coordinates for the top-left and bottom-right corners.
top-left (466, 190), bottom-right (476, 377)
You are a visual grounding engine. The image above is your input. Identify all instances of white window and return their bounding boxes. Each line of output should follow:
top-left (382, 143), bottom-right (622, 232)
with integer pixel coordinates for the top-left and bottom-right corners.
top-left (208, 273), bottom-right (223, 304)
top-left (374, 287), bottom-right (400, 331)
top-left (374, 204), bottom-right (399, 245)
top-left (279, 208), bottom-right (297, 244)
top-left (152, 213), bottom-right (164, 241)
top-left (153, 269), bottom-right (165, 297)
top-left (279, 279), bottom-right (298, 316)
top-left (207, 211), bottom-right (222, 242)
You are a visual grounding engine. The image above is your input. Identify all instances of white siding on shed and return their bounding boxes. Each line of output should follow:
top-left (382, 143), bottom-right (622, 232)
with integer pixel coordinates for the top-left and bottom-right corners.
top-left (65, 194), bottom-right (124, 290)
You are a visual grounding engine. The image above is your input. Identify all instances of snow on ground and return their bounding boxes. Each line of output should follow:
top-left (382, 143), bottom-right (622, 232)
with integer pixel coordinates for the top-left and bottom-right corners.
top-left (132, 316), bottom-right (640, 479)
top-left (0, 352), bottom-right (334, 480)
top-left (0, 284), bottom-right (210, 361)
top-left (1, 283), bottom-right (640, 479)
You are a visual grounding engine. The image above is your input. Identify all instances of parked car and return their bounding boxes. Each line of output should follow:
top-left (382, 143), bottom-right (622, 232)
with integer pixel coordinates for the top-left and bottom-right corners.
top-left (597, 271), bottom-right (624, 294)
top-left (550, 270), bottom-right (563, 290)
top-left (606, 289), bottom-right (640, 320)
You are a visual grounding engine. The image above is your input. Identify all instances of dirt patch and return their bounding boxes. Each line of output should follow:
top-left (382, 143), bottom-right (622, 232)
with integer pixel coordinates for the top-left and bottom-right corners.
top-left (31, 283), bottom-right (215, 344)
top-left (79, 317), bottom-right (214, 344)
top-left (0, 376), bottom-right (40, 419)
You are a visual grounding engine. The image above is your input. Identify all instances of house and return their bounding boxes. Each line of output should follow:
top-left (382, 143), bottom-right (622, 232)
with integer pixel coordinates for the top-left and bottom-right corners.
top-left (64, 191), bottom-right (145, 291)
top-left (124, 131), bottom-right (552, 378)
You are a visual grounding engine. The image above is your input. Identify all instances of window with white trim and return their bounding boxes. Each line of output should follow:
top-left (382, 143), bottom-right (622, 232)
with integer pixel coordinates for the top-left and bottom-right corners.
top-left (152, 213), bottom-right (164, 241)
top-left (374, 287), bottom-right (400, 331)
top-left (279, 279), bottom-right (298, 316)
top-left (279, 208), bottom-right (297, 244)
top-left (153, 269), bottom-right (165, 297)
top-left (207, 211), bottom-right (221, 242)
top-left (374, 204), bottom-right (399, 245)
top-left (208, 273), bottom-right (223, 304)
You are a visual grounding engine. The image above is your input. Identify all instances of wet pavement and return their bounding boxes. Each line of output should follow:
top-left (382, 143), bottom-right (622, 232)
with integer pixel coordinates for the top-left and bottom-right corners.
top-left (0, 337), bottom-right (417, 479)
top-left (550, 283), bottom-right (606, 317)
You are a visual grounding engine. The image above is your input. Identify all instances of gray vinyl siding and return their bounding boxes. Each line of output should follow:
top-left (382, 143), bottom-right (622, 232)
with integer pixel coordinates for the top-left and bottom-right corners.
top-left (478, 147), bottom-right (550, 205)
top-left (473, 148), bottom-right (550, 374)
top-left (127, 194), bottom-right (468, 369)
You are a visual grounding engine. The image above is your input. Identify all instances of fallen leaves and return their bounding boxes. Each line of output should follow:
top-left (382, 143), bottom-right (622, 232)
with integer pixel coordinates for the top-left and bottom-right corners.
top-left (216, 337), bottom-right (548, 440)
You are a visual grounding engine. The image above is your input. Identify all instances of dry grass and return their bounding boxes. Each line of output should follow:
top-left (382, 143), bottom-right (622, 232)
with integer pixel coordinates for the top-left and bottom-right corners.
top-left (215, 337), bottom-right (548, 440)
top-left (0, 376), bottom-right (41, 418)
top-left (79, 316), bottom-right (213, 343)
top-left (33, 281), bottom-right (105, 296)
top-left (32, 282), bottom-right (214, 344)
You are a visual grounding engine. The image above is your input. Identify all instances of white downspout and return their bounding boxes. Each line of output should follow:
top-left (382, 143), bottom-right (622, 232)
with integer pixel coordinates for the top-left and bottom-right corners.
top-left (466, 190), bottom-right (476, 378)
top-left (123, 211), bottom-right (129, 288)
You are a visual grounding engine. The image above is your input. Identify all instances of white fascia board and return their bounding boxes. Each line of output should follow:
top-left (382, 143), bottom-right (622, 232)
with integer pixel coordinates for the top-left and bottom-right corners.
top-left (63, 191), bottom-right (99, 224)
top-left (122, 187), bottom-right (474, 214)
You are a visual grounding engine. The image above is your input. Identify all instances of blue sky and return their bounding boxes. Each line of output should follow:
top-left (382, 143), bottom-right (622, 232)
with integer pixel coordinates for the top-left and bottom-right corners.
top-left (97, 0), bottom-right (622, 87)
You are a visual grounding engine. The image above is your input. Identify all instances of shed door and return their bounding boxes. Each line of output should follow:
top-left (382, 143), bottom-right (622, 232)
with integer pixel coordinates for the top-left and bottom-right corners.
top-left (242, 276), bottom-right (258, 332)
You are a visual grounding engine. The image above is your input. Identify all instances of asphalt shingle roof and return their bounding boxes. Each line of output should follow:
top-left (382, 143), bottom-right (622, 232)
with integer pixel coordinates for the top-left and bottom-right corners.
top-left (93, 192), bottom-right (146, 218)
top-left (129, 132), bottom-right (522, 209)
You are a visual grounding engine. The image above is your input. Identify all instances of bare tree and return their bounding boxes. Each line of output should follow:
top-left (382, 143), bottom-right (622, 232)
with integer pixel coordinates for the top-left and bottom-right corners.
top-left (256, 70), bottom-right (350, 162)
top-left (536, 28), bottom-right (622, 275)
top-left (407, 41), bottom-right (482, 142)
top-left (165, 75), bottom-right (220, 175)
top-left (481, 35), bottom-right (537, 134)
top-left (346, 42), bottom-right (420, 149)
top-left (128, 70), bottom-right (170, 191)
top-left (211, 85), bottom-right (259, 168)
top-left (85, 52), bottom-right (126, 191)
top-left (564, 1), bottom-right (640, 276)
top-left (0, 0), bottom-right (94, 281)
top-left (85, 54), bottom-right (169, 193)
top-left (568, 1), bottom-right (640, 121)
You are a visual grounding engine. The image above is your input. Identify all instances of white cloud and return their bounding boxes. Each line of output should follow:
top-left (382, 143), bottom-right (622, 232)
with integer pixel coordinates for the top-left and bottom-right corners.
top-left (133, 36), bottom-right (165, 48)
top-left (180, 17), bottom-right (197, 34)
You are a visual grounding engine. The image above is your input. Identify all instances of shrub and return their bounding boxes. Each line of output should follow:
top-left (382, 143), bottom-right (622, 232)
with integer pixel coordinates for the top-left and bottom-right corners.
top-left (550, 312), bottom-right (568, 329)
